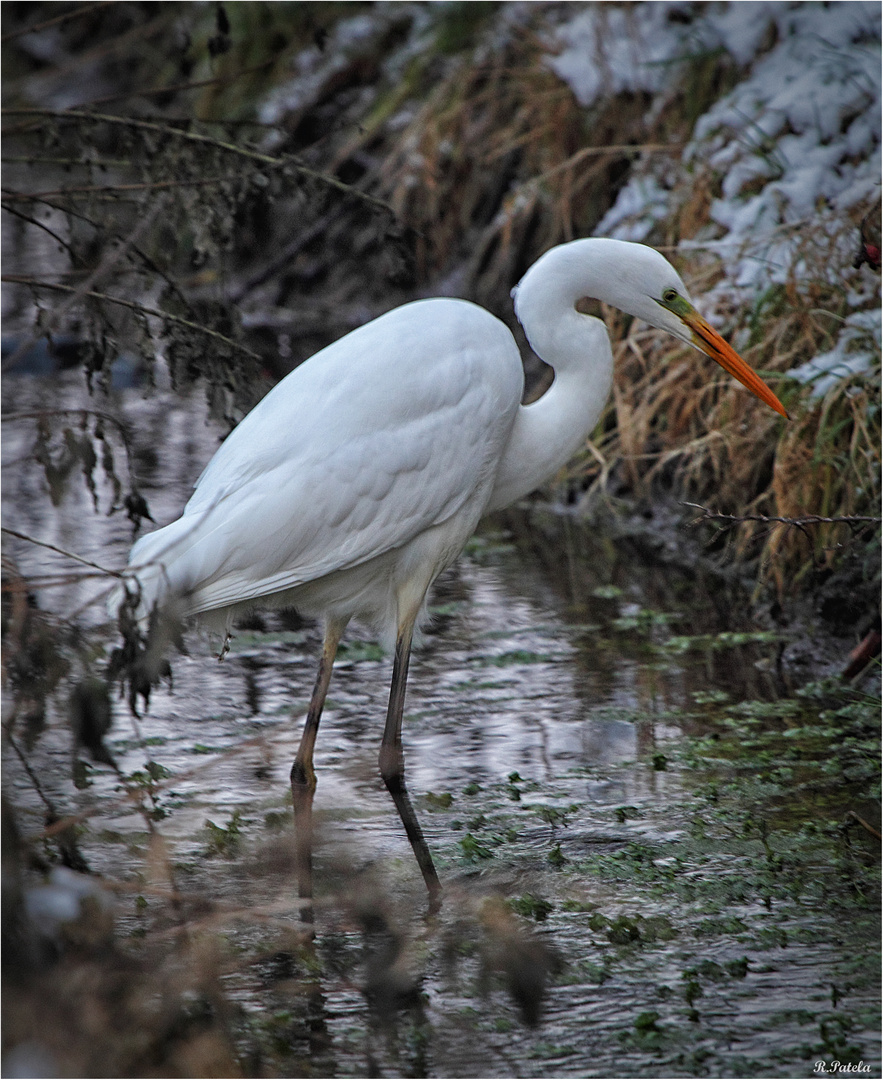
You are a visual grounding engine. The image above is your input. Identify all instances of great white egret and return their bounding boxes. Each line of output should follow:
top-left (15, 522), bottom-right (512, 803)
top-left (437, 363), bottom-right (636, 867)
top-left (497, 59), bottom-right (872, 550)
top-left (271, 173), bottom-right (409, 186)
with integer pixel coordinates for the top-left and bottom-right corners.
top-left (117, 237), bottom-right (787, 916)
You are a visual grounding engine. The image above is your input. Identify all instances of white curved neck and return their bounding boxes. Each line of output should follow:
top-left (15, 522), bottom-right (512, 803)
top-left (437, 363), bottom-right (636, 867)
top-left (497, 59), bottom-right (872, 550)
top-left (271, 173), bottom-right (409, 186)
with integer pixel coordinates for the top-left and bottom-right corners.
top-left (487, 244), bottom-right (617, 511)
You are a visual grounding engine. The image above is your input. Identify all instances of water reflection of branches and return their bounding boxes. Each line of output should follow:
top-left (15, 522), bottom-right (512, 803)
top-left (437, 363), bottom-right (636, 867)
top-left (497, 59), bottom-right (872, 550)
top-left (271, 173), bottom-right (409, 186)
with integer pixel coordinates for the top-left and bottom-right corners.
top-left (2, 407), bottom-right (152, 544)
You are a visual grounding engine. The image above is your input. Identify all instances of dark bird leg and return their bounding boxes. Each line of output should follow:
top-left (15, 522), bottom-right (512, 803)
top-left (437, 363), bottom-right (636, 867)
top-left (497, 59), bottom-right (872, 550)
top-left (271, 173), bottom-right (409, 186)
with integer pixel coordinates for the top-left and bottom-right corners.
top-left (291, 616), bottom-right (347, 923)
top-left (379, 608), bottom-right (442, 910)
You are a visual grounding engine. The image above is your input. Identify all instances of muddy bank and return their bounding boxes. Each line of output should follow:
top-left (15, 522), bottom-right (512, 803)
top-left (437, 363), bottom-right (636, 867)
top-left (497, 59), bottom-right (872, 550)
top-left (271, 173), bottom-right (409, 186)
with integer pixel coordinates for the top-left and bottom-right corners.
top-left (500, 494), bottom-right (879, 691)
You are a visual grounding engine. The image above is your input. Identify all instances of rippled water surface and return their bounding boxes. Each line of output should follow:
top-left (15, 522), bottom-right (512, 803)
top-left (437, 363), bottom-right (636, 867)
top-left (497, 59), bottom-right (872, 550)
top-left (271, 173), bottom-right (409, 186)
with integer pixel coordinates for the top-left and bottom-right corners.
top-left (3, 373), bottom-right (879, 1079)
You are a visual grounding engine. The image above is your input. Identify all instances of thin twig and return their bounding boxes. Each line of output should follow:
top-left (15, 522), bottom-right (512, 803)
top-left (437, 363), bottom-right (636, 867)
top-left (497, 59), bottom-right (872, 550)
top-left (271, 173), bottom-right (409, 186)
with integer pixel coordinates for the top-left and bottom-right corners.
top-left (1, 526), bottom-right (121, 577)
top-left (1, 570), bottom-right (112, 589)
top-left (1, 107), bottom-right (398, 219)
top-left (1, 155), bottom-right (131, 167)
top-left (3, 195), bottom-right (168, 371)
top-left (682, 503), bottom-right (881, 529)
top-left (2, 175), bottom-right (245, 201)
top-left (3, 406), bottom-right (132, 433)
top-left (3, 190), bottom-right (191, 310)
top-left (77, 58), bottom-right (280, 112)
top-left (32, 730), bottom-right (280, 841)
top-left (231, 209), bottom-right (337, 304)
top-left (846, 811), bottom-right (882, 841)
top-left (0, 1), bottom-right (115, 42)
top-left (1, 275), bottom-right (263, 363)
top-left (1, 200), bottom-right (77, 258)
top-left (5, 731), bottom-right (60, 818)
top-left (528, 141), bottom-right (685, 184)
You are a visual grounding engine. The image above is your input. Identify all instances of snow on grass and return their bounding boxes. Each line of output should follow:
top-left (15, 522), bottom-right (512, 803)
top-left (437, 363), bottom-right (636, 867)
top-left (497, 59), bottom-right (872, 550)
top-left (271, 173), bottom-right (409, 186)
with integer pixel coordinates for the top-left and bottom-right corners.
top-left (788, 308), bottom-right (881, 397)
top-left (546, 2), bottom-right (688, 108)
top-left (690, 2), bottom-right (880, 291)
top-left (550, 0), bottom-right (880, 372)
top-left (258, 12), bottom-right (384, 129)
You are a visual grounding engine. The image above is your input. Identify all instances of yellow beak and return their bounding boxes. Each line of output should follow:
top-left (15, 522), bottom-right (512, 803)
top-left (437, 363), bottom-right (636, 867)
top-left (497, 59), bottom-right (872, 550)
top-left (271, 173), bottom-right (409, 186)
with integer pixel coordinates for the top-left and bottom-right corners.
top-left (681, 308), bottom-right (789, 419)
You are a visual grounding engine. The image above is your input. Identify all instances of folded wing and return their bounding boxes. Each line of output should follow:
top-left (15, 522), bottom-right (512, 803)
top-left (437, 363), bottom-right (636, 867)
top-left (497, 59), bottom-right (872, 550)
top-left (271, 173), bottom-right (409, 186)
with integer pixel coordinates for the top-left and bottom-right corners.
top-left (123, 299), bottom-right (523, 618)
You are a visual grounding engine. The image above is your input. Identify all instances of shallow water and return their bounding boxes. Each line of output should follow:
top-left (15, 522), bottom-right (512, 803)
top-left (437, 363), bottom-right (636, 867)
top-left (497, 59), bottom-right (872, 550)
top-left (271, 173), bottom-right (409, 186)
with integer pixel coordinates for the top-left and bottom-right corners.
top-left (3, 373), bottom-right (879, 1079)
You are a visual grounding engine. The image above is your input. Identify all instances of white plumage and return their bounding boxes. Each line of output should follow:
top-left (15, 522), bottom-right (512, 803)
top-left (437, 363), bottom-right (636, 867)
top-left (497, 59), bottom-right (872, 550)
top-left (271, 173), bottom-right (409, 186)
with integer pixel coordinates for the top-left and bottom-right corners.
top-left (126, 297), bottom-right (522, 640)
top-left (116, 238), bottom-right (786, 914)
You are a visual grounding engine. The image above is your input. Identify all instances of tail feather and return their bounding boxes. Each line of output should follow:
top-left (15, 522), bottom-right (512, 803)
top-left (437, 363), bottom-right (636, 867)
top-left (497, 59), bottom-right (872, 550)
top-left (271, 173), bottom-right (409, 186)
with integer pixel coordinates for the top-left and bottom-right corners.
top-left (108, 515), bottom-right (207, 624)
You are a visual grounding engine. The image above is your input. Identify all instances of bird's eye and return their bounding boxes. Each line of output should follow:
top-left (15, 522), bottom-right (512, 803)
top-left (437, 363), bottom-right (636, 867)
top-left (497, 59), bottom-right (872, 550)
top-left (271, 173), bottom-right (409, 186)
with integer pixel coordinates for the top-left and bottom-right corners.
top-left (662, 288), bottom-right (678, 303)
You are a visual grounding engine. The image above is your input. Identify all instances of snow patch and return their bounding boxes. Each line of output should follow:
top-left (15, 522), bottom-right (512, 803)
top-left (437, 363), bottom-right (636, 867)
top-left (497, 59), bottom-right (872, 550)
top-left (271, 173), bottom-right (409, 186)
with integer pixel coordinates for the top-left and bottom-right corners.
top-left (788, 309), bottom-right (881, 397)
top-left (549, 0), bottom-right (880, 379)
top-left (548, 3), bottom-right (689, 109)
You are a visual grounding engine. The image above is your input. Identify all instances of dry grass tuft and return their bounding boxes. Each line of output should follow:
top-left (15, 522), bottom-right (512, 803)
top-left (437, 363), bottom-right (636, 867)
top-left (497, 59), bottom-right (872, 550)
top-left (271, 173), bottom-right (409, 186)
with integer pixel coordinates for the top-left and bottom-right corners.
top-left (349, 16), bottom-right (683, 311)
top-left (575, 215), bottom-right (881, 591)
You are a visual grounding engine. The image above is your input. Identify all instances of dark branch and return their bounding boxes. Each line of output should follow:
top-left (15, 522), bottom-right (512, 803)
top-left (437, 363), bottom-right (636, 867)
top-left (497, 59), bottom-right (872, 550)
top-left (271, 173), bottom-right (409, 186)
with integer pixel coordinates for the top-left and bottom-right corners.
top-left (682, 503), bottom-right (881, 529)
top-left (1, 107), bottom-right (398, 220)
top-left (1, 276), bottom-right (263, 364)
top-left (1, 526), bottom-right (121, 576)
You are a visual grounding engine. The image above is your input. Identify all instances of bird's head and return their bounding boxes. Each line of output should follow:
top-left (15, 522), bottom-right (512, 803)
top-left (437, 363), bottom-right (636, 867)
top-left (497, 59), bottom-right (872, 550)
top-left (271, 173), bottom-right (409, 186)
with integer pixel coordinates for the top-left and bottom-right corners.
top-left (648, 281), bottom-right (788, 419)
top-left (516, 239), bottom-right (789, 420)
top-left (595, 240), bottom-right (789, 419)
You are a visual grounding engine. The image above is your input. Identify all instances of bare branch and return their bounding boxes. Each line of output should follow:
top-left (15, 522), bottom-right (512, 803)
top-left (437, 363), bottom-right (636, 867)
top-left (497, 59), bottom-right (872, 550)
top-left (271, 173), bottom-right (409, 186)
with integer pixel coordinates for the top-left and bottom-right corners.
top-left (1, 275), bottom-right (263, 364)
top-left (1, 107), bottom-right (399, 220)
top-left (3, 195), bottom-right (168, 371)
top-left (682, 503), bottom-right (881, 529)
top-left (3, 190), bottom-right (191, 308)
top-left (0, 1), bottom-right (115, 43)
top-left (1, 526), bottom-right (121, 577)
top-left (1, 570), bottom-right (112, 589)
top-left (2, 176), bottom-right (240, 200)
top-left (3, 406), bottom-right (131, 433)
top-left (1, 200), bottom-right (77, 258)
top-left (77, 59), bottom-right (280, 112)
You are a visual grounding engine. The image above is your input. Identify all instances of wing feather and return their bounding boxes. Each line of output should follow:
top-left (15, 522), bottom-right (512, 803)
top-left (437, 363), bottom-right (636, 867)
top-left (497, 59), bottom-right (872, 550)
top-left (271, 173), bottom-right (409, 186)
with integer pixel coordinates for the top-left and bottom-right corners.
top-left (126, 298), bottom-right (523, 616)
